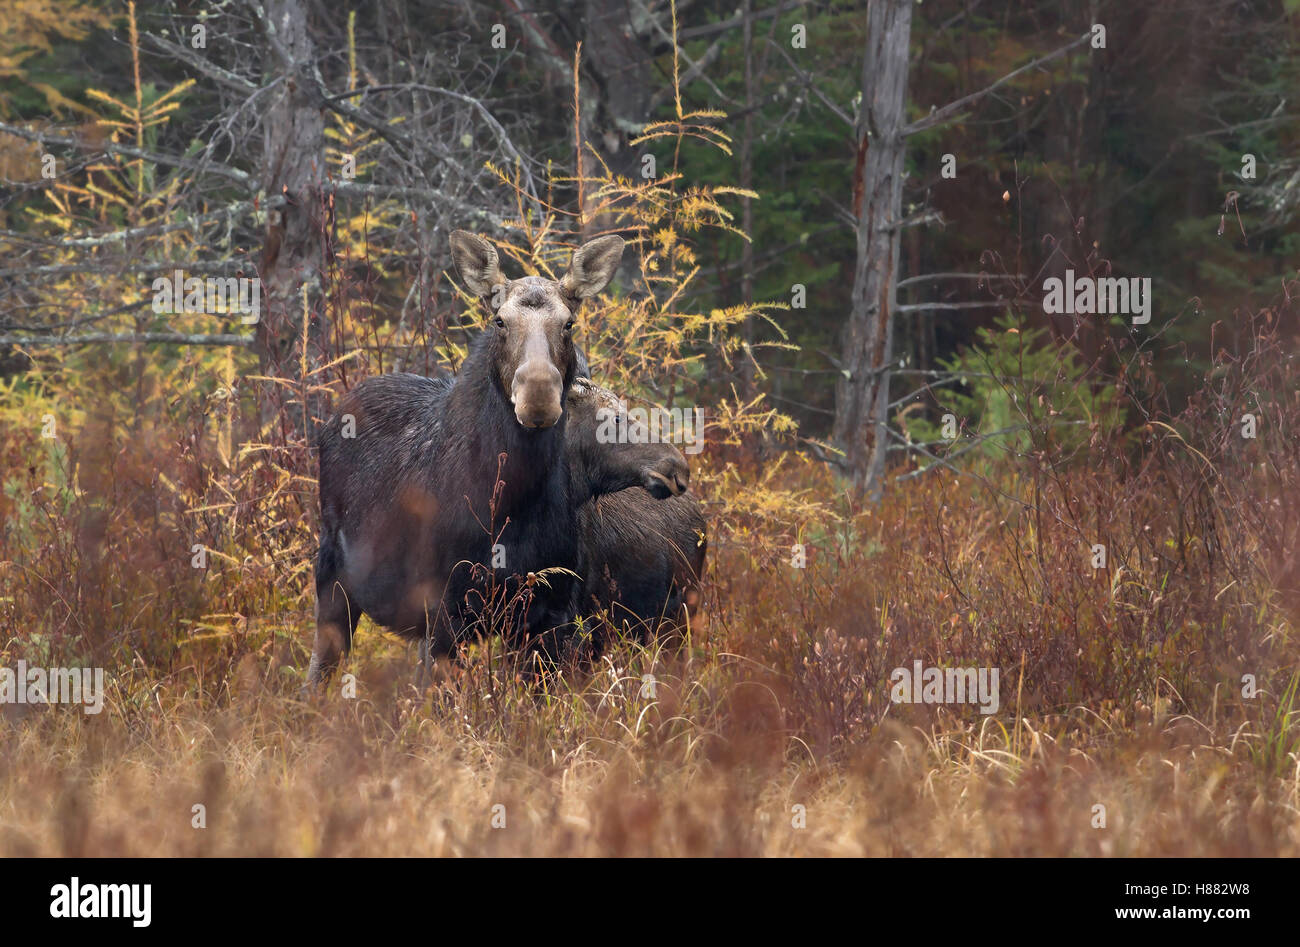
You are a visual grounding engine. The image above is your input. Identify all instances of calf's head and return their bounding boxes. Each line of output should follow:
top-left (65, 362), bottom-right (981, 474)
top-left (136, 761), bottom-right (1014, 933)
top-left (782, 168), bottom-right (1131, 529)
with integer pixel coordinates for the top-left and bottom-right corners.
top-left (567, 379), bottom-right (690, 500)
top-left (450, 230), bottom-right (625, 429)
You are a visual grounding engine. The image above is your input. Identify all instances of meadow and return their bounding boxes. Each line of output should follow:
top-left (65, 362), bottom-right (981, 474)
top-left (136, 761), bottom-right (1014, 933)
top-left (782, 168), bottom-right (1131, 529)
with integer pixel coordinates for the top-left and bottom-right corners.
top-left (1, 304), bottom-right (1296, 856)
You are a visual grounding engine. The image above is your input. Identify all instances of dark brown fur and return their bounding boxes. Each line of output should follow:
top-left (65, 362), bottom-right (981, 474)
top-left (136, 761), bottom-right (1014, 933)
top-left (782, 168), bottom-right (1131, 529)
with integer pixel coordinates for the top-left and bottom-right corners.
top-left (308, 232), bottom-right (670, 685)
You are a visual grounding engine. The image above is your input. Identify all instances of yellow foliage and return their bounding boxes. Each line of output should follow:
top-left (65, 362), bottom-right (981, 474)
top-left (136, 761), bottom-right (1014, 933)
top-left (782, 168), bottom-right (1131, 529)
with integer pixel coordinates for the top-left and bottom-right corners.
top-left (0, 0), bottom-right (111, 100)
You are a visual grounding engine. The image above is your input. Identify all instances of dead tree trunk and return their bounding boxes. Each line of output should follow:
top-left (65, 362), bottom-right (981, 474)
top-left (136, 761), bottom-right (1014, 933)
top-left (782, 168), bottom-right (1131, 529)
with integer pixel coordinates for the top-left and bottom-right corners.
top-left (831, 0), bottom-right (912, 499)
top-left (740, 0), bottom-right (756, 398)
top-left (255, 0), bottom-right (330, 433)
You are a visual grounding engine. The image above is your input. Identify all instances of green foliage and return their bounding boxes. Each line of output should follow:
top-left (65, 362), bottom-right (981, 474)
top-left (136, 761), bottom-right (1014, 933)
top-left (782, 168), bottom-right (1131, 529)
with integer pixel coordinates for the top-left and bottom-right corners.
top-left (902, 311), bottom-right (1124, 468)
top-left (1249, 671), bottom-right (1300, 779)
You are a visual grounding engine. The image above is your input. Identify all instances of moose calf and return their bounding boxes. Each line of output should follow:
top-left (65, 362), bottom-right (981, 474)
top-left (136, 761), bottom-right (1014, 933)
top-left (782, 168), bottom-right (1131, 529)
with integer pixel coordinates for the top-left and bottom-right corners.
top-left (569, 376), bottom-right (707, 650)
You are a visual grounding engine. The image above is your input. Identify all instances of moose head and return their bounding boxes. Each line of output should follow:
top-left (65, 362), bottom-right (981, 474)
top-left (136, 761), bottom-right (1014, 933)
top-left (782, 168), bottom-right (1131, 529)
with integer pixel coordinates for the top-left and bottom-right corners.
top-left (449, 231), bottom-right (625, 429)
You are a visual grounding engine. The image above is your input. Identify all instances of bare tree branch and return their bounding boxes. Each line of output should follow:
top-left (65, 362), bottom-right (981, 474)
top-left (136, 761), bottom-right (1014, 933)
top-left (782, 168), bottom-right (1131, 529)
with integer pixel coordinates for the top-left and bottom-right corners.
top-left (140, 32), bottom-right (259, 94)
top-left (328, 83), bottom-right (538, 201)
top-left (677, 3), bottom-right (794, 41)
top-left (19, 202), bottom-right (256, 249)
top-left (0, 121), bottom-right (255, 188)
top-left (904, 32), bottom-right (1092, 137)
top-left (0, 333), bottom-right (254, 347)
top-left (895, 300), bottom-right (1009, 312)
top-left (897, 272), bottom-right (1025, 288)
top-left (767, 39), bottom-right (854, 127)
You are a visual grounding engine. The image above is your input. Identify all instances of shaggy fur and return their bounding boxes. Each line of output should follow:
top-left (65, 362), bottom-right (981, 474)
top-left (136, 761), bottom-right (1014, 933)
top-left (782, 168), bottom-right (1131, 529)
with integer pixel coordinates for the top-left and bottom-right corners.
top-left (571, 359), bottom-right (708, 649)
top-left (309, 348), bottom-right (688, 682)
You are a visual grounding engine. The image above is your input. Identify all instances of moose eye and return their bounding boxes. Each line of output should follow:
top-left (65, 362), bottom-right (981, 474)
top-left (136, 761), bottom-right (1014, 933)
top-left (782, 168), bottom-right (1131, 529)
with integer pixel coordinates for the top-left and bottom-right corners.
top-left (495, 317), bottom-right (506, 329)
top-left (564, 319), bottom-right (575, 333)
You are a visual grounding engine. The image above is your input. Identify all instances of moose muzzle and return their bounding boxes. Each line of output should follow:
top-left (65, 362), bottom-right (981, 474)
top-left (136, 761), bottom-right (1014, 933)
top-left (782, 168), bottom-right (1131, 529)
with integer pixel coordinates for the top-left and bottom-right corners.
top-left (511, 359), bottom-right (564, 428)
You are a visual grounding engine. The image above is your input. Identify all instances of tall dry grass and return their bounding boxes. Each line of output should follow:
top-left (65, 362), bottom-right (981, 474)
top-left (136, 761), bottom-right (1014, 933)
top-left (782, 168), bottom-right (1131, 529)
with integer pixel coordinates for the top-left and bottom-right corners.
top-left (1, 307), bottom-right (1297, 856)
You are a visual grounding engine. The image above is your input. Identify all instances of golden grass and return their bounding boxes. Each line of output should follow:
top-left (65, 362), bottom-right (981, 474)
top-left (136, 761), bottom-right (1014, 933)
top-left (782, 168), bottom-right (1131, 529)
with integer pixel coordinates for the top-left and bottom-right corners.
top-left (1, 641), bottom-right (1295, 856)
top-left (4, 338), bottom-right (1299, 856)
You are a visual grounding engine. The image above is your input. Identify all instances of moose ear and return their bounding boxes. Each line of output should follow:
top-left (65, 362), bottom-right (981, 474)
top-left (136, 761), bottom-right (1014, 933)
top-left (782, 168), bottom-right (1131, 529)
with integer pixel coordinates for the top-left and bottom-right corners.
top-left (449, 230), bottom-right (504, 297)
top-left (561, 235), bottom-right (625, 300)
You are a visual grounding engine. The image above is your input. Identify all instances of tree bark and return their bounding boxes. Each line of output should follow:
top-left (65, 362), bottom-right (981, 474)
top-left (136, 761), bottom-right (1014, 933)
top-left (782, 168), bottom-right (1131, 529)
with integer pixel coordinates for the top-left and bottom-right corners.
top-left (831, 0), bottom-right (912, 499)
top-left (740, 0), bottom-right (756, 398)
top-left (256, 0), bottom-right (330, 431)
top-left (507, 0), bottom-right (653, 288)
top-left (580, 0), bottom-right (655, 187)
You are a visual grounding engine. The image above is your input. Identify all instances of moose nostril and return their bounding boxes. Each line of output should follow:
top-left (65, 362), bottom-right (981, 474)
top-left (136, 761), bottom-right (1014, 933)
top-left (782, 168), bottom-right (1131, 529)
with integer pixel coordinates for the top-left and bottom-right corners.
top-left (645, 473), bottom-right (672, 499)
top-left (644, 459), bottom-right (688, 498)
top-left (668, 459), bottom-right (689, 493)
top-left (516, 400), bottom-right (561, 429)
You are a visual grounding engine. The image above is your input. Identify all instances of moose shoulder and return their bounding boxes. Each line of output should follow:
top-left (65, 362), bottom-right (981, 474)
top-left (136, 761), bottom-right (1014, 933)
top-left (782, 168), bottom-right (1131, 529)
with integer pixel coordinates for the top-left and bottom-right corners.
top-left (308, 231), bottom-right (690, 685)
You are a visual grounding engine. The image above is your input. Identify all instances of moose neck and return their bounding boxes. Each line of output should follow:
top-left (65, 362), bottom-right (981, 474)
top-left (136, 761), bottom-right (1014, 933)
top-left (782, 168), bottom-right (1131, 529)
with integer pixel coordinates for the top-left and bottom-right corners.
top-left (447, 340), bottom-right (568, 515)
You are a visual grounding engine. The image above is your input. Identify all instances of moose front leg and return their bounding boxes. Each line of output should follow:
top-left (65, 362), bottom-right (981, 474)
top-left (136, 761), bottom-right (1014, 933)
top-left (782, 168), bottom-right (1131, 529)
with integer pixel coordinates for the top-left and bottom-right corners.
top-left (307, 581), bottom-right (361, 689)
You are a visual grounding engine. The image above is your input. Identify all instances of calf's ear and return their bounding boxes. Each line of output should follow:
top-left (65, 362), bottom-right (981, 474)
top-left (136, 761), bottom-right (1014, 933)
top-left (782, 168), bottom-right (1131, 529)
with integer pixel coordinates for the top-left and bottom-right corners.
top-left (450, 231), bottom-right (504, 297)
top-left (561, 235), bottom-right (625, 299)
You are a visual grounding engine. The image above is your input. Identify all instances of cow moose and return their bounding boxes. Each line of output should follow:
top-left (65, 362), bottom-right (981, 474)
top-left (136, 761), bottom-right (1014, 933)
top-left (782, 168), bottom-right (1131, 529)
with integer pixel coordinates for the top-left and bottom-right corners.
top-left (307, 231), bottom-right (689, 685)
